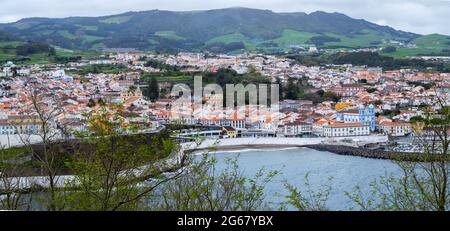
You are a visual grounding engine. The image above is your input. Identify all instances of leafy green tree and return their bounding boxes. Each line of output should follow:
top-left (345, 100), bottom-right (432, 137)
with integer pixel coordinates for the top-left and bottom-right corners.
top-left (87, 99), bottom-right (96, 108)
top-left (0, 146), bottom-right (33, 210)
top-left (60, 106), bottom-right (183, 211)
top-left (144, 76), bottom-right (160, 101)
top-left (150, 154), bottom-right (278, 211)
top-left (367, 88), bottom-right (378, 93)
top-left (322, 91), bottom-right (340, 102)
top-left (281, 174), bottom-right (333, 211)
top-left (348, 95), bottom-right (450, 211)
top-left (285, 78), bottom-right (299, 100)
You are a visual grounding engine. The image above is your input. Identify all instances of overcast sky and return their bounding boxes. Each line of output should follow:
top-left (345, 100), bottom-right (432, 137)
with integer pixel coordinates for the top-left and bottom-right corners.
top-left (0, 0), bottom-right (449, 35)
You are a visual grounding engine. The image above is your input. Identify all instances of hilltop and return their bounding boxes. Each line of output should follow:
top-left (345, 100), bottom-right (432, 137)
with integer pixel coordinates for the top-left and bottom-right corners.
top-left (0, 8), bottom-right (448, 55)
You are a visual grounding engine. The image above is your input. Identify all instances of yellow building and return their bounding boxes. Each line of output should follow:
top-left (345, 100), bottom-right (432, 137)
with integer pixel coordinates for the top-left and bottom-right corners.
top-left (335, 102), bottom-right (353, 110)
top-left (222, 126), bottom-right (237, 138)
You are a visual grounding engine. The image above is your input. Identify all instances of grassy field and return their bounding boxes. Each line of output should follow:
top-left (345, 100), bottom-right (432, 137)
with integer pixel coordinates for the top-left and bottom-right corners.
top-left (0, 43), bottom-right (103, 64)
top-left (141, 72), bottom-right (192, 82)
top-left (155, 31), bottom-right (186, 41)
top-left (323, 30), bottom-right (388, 48)
top-left (0, 41), bottom-right (21, 62)
top-left (205, 33), bottom-right (256, 49)
top-left (206, 33), bottom-right (248, 44)
top-left (82, 35), bottom-right (107, 43)
top-left (58, 30), bottom-right (77, 40)
top-left (383, 34), bottom-right (450, 58)
top-left (99, 15), bottom-right (132, 24)
top-left (0, 41), bottom-right (23, 48)
top-left (0, 52), bottom-right (16, 61)
top-left (383, 47), bottom-right (443, 58)
top-left (79, 25), bottom-right (98, 31)
top-left (413, 34), bottom-right (450, 48)
top-left (55, 49), bottom-right (102, 59)
top-left (270, 29), bottom-right (317, 47)
top-left (16, 53), bottom-right (54, 65)
top-left (156, 75), bottom-right (192, 82)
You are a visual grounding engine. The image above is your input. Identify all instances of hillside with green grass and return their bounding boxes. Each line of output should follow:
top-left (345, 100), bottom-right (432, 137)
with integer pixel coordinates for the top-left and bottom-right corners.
top-left (0, 8), bottom-right (429, 54)
top-left (0, 30), bottom-right (100, 64)
top-left (381, 34), bottom-right (450, 58)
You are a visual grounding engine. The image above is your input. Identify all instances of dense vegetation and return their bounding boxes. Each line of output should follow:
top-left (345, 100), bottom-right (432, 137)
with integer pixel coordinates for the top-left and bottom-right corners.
top-left (143, 76), bottom-right (160, 101)
top-left (144, 59), bottom-right (180, 72)
top-left (287, 52), bottom-right (450, 72)
top-left (282, 77), bottom-right (340, 103)
top-left (0, 30), bottom-right (20, 42)
top-left (0, 30), bottom-right (100, 64)
top-left (69, 64), bottom-right (131, 75)
top-left (329, 52), bottom-right (450, 71)
top-left (15, 42), bottom-right (55, 56)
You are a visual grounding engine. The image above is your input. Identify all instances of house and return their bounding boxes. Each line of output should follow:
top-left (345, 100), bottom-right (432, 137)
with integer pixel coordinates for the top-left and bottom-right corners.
top-left (281, 121), bottom-right (312, 137)
top-left (330, 84), bottom-right (364, 97)
top-left (323, 123), bottom-right (370, 137)
top-left (0, 120), bottom-right (15, 135)
top-left (312, 118), bottom-right (334, 137)
top-left (280, 100), bottom-right (313, 110)
top-left (0, 115), bottom-right (41, 135)
top-left (202, 118), bottom-right (246, 129)
top-left (222, 126), bottom-right (237, 138)
top-left (379, 121), bottom-right (412, 137)
top-left (123, 96), bottom-right (148, 108)
top-left (241, 129), bottom-right (276, 138)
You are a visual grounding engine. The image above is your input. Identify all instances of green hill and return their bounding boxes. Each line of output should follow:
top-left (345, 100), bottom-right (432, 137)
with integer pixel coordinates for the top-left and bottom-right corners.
top-left (0, 30), bottom-right (99, 64)
top-left (382, 34), bottom-right (450, 58)
top-left (0, 7), bottom-right (425, 54)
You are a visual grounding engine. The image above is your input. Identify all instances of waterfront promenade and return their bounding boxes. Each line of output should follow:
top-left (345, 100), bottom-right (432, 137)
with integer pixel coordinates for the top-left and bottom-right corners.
top-left (181, 135), bottom-right (389, 151)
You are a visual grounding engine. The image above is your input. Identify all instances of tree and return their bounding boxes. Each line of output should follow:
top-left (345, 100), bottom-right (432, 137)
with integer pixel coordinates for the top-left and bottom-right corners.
top-left (145, 76), bottom-right (160, 101)
top-left (348, 94), bottom-right (450, 211)
top-left (382, 46), bottom-right (397, 53)
top-left (0, 145), bottom-right (33, 210)
top-left (60, 105), bottom-right (185, 211)
top-left (150, 154), bottom-right (278, 211)
top-left (322, 91), bottom-right (340, 102)
top-left (281, 174), bottom-right (333, 211)
top-left (87, 99), bottom-right (96, 108)
top-left (316, 89), bottom-right (325, 97)
top-left (367, 88), bottom-right (378, 93)
top-left (285, 78), bottom-right (299, 100)
top-left (97, 98), bottom-right (106, 106)
top-left (24, 89), bottom-right (67, 211)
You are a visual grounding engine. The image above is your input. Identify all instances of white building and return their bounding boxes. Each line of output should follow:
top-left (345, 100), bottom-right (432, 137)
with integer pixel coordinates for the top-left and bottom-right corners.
top-left (0, 121), bottom-right (15, 135)
top-left (323, 123), bottom-right (370, 137)
top-left (312, 118), bottom-right (333, 137)
top-left (281, 121), bottom-right (312, 137)
top-left (379, 121), bottom-right (412, 137)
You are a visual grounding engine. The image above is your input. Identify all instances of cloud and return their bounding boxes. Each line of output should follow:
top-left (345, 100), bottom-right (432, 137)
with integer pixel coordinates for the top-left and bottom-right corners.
top-left (0, 0), bottom-right (448, 35)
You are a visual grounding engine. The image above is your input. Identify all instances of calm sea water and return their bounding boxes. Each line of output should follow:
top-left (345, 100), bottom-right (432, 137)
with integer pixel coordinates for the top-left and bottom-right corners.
top-left (208, 147), bottom-right (403, 211)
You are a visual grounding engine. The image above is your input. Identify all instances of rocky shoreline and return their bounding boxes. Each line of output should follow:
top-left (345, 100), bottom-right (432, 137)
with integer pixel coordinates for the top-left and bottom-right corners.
top-left (303, 144), bottom-right (394, 159)
top-left (193, 143), bottom-right (405, 160)
top-left (304, 144), bottom-right (446, 162)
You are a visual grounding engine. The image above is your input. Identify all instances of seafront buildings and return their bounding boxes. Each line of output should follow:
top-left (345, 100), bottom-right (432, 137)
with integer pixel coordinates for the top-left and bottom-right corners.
top-left (0, 52), bottom-right (449, 142)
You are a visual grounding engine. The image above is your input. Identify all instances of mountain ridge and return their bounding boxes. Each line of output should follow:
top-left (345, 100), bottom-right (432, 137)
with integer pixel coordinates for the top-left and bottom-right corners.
top-left (0, 8), bottom-right (448, 55)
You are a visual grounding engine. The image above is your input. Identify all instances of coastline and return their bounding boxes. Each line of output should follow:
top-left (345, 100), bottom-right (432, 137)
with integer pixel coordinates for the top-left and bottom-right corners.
top-left (194, 144), bottom-right (428, 162)
top-left (188, 138), bottom-right (442, 162)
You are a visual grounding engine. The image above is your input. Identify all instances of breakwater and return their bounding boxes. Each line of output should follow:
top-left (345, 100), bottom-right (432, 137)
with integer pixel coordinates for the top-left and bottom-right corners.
top-left (304, 144), bottom-right (446, 162)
